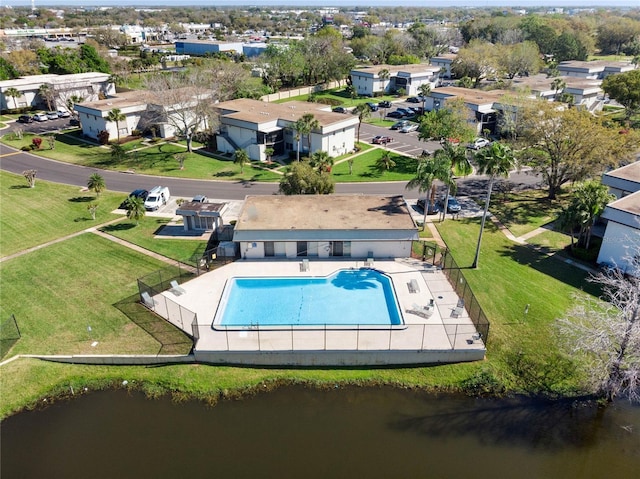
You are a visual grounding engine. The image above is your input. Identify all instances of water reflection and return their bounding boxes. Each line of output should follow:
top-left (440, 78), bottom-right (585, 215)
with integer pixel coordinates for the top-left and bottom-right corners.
top-left (1, 386), bottom-right (639, 479)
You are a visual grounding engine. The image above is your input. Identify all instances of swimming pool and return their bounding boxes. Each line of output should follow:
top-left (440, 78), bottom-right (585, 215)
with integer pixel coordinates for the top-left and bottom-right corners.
top-left (214, 269), bottom-right (403, 328)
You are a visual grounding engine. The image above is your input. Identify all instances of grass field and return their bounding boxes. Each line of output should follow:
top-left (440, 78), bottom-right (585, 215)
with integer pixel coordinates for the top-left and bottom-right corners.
top-left (332, 148), bottom-right (419, 182)
top-left (0, 234), bottom-right (167, 356)
top-left (100, 216), bottom-right (207, 264)
top-left (0, 171), bottom-right (124, 257)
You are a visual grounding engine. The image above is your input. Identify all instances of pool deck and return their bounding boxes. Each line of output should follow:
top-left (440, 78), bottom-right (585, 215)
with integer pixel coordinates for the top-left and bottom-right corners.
top-left (150, 258), bottom-right (486, 366)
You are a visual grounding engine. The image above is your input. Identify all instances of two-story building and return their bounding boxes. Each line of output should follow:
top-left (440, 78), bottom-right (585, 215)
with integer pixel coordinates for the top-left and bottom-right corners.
top-left (349, 64), bottom-right (440, 97)
top-left (214, 99), bottom-right (359, 162)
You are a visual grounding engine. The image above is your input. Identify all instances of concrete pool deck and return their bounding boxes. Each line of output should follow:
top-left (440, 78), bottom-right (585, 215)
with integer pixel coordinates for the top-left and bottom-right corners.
top-left (148, 258), bottom-right (486, 366)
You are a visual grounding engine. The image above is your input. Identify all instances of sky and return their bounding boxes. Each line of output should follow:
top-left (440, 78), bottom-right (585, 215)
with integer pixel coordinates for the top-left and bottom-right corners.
top-left (1, 1), bottom-right (639, 8)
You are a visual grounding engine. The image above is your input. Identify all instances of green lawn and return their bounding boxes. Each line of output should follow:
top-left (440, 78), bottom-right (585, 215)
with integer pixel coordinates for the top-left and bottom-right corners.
top-left (276, 86), bottom-right (398, 109)
top-left (0, 171), bottom-right (124, 257)
top-left (332, 148), bottom-right (418, 182)
top-left (484, 189), bottom-right (569, 237)
top-left (1, 132), bottom-right (283, 182)
top-left (0, 234), bottom-right (168, 356)
top-left (437, 218), bottom-right (599, 392)
top-left (100, 216), bottom-right (207, 264)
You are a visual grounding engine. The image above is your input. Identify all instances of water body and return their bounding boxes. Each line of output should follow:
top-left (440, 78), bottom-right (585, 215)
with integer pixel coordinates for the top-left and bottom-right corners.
top-left (2, 387), bottom-right (639, 479)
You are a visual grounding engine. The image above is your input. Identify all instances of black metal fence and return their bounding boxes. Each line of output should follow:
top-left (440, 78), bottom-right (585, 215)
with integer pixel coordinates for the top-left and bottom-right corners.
top-left (440, 249), bottom-right (491, 344)
top-left (0, 314), bottom-right (21, 360)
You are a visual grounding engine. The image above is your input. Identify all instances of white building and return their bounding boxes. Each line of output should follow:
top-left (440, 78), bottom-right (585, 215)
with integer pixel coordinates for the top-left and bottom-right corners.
top-left (597, 161), bottom-right (640, 277)
top-left (233, 195), bottom-right (419, 260)
top-left (557, 60), bottom-right (636, 80)
top-left (74, 91), bottom-right (147, 141)
top-left (349, 64), bottom-right (440, 97)
top-left (0, 72), bottom-right (114, 113)
top-left (214, 99), bottom-right (359, 162)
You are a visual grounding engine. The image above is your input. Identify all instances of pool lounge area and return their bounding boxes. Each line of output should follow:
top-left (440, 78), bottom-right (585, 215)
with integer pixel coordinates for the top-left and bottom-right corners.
top-left (144, 258), bottom-right (487, 366)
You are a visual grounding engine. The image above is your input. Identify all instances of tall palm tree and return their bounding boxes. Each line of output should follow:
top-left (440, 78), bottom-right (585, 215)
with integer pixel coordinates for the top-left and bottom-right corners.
top-left (106, 108), bottom-right (127, 142)
top-left (38, 83), bottom-right (54, 111)
top-left (378, 68), bottom-right (390, 93)
top-left (5, 87), bottom-right (21, 111)
top-left (418, 83), bottom-right (431, 114)
top-left (293, 113), bottom-right (319, 161)
top-left (551, 77), bottom-right (566, 101)
top-left (353, 103), bottom-right (371, 144)
top-left (433, 142), bottom-right (471, 222)
top-left (87, 173), bottom-right (106, 197)
top-left (472, 142), bottom-right (517, 268)
top-left (125, 196), bottom-right (146, 226)
top-left (406, 155), bottom-right (452, 228)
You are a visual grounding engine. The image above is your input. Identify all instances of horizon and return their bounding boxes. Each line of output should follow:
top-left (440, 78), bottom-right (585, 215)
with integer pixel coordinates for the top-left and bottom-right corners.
top-left (2, 1), bottom-right (640, 9)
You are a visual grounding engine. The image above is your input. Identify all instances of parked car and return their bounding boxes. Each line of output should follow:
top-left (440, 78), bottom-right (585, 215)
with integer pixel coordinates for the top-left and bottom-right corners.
top-left (371, 135), bottom-right (393, 144)
top-left (17, 115), bottom-right (33, 123)
top-left (56, 109), bottom-right (71, 118)
top-left (469, 137), bottom-right (491, 149)
top-left (439, 197), bottom-right (462, 213)
top-left (406, 96), bottom-right (420, 103)
top-left (119, 189), bottom-right (149, 209)
top-left (378, 100), bottom-right (392, 108)
top-left (390, 120), bottom-right (410, 130)
top-left (332, 106), bottom-right (347, 114)
top-left (395, 108), bottom-right (412, 117)
top-left (416, 198), bottom-right (440, 215)
top-left (192, 195), bottom-right (208, 203)
top-left (69, 118), bottom-right (80, 126)
top-left (366, 102), bottom-right (379, 112)
top-left (144, 186), bottom-right (171, 211)
top-left (409, 106), bottom-right (424, 115)
top-left (386, 111), bottom-right (404, 119)
top-left (33, 113), bottom-right (48, 122)
top-left (399, 123), bottom-right (419, 133)
top-left (46, 111), bottom-right (59, 120)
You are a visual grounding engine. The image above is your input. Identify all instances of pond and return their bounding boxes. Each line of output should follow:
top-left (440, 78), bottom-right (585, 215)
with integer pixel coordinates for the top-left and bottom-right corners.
top-left (1, 386), bottom-right (639, 479)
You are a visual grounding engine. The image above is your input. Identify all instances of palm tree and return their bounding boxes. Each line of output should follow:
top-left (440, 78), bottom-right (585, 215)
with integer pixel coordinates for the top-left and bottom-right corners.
top-left (293, 113), bottom-right (319, 161)
top-left (433, 142), bottom-right (472, 222)
top-left (418, 83), bottom-right (431, 114)
top-left (406, 155), bottom-right (452, 228)
top-left (87, 173), bottom-right (106, 197)
top-left (38, 83), bottom-right (54, 111)
top-left (378, 68), bottom-right (390, 93)
top-left (375, 152), bottom-right (396, 172)
top-left (309, 150), bottom-right (334, 174)
top-left (5, 87), bottom-right (21, 111)
top-left (106, 108), bottom-right (127, 143)
top-left (551, 77), bottom-right (566, 101)
top-left (234, 148), bottom-right (250, 173)
top-left (472, 142), bottom-right (517, 268)
top-left (353, 103), bottom-right (371, 144)
top-left (125, 196), bottom-right (146, 226)
top-left (566, 181), bottom-right (615, 250)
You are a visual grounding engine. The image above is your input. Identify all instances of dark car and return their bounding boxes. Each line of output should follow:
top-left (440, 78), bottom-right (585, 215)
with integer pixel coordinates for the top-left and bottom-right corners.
top-left (378, 100), bottom-right (392, 108)
top-left (416, 198), bottom-right (440, 215)
top-left (371, 135), bottom-right (393, 144)
top-left (366, 102), bottom-right (379, 112)
top-left (395, 108), bottom-right (412, 116)
top-left (439, 197), bottom-right (462, 213)
top-left (17, 115), bottom-right (33, 123)
top-left (406, 96), bottom-right (420, 103)
top-left (332, 106), bottom-right (347, 114)
top-left (390, 120), bottom-right (410, 130)
top-left (69, 118), bottom-right (80, 126)
top-left (119, 189), bottom-right (149, 209)
top-left (386, 111), bottom-right (404, 119)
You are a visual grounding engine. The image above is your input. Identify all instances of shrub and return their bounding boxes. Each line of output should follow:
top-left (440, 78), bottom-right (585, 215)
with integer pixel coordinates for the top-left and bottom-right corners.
top-left (31, 137), bottom-right (42, 149)
top-left (97, 130), bottom-right (110, 145)
top-left (131, 129), bottom-right (141, 137)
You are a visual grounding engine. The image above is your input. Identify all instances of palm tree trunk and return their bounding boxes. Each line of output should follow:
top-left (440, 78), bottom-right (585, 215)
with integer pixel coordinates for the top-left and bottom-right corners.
top-left (472, 178), bottom-right (494, 269)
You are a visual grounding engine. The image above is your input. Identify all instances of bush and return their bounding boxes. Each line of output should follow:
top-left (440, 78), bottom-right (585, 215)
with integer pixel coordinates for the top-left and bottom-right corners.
top-left (131, 129), bottom-right (141, 137)
top-left (97, 130), bottom-right (110, 145)
top-left (31, 137), bottom-right (42, 149)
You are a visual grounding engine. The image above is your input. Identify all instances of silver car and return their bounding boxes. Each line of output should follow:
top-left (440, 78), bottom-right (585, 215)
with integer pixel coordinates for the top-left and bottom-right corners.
top-left (399, 123), bottom-right (418, 133)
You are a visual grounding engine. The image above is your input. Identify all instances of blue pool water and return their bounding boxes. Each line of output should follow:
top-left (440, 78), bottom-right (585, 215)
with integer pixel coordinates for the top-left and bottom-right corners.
top-left (216, 269), bottom-right (402, 327)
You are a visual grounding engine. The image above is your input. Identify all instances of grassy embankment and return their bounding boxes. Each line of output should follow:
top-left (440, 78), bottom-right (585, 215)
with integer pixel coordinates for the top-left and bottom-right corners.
top-left (0, 172), bottom-right (597, 419)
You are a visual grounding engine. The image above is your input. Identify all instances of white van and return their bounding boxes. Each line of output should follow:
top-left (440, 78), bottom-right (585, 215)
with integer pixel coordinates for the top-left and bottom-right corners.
top-left (144, 186), bottom-right (170, 211)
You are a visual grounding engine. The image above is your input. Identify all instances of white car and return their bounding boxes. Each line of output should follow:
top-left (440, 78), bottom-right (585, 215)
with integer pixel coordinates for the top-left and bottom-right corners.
top-left (57, 109), bottom-right (71, 118)
top-left (470, 138), bottom-right (491, 149)
top-left (33, 113), bottom-right (48, 122)
top-left (399, 123), bottom-right (419, 133)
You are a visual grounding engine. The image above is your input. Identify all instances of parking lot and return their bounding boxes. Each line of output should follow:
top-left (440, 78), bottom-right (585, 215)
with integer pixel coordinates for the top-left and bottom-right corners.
top-left (12, 116), bottom-right (78, 135)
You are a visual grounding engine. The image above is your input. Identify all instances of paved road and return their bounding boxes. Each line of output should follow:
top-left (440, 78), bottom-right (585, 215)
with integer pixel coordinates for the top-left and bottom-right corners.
top-left (0, 123), bottom-right (542, 200)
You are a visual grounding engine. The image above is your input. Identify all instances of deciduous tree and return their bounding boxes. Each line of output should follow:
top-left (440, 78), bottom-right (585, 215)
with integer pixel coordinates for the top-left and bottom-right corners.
top-left (279, 161), bottom-right (334, 195)
top-left (22, 169), bottom-right (37, 188)
top-left (602, 69), bottom-right (640, 122)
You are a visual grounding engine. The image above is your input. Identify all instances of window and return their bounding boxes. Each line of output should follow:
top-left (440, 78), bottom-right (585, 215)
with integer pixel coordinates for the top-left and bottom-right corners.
top-left (331, 241), bottom-right (351, 257)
